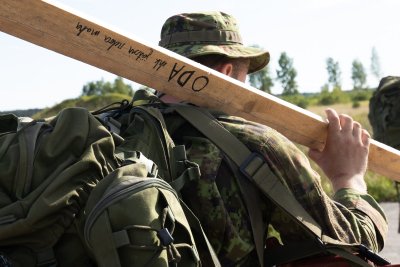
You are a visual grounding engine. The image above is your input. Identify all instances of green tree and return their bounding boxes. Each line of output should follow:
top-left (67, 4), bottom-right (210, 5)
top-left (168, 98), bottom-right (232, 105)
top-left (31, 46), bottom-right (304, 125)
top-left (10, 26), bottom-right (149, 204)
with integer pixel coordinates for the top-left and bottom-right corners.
top-left (110, 77), bottom-right (134, 96)
top-left (248, 65), bottom-right (274, 93)
top-left (82, 79), bottom-right (109, 96)
top-left (248, 45), bottom-right (274, 94)
top-left (370, 47), bottom-right (382, 82)
top-left (326, 57), bottom-right (341, 90)
top-left (351, 59), bottom-right (367, 90)
top-left (318, 86), bottom-right (349, 105)
top-left (81, 76), bottom-right (133, 96)
top-left (276, 52), bottom-right (298, 95)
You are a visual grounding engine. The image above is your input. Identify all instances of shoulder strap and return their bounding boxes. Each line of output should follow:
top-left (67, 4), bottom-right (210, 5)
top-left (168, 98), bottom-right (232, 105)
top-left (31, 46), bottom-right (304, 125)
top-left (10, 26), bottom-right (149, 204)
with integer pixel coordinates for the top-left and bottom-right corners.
top-left (171, 104), bottom-right (266, 265)
top-left (171, 104), bottom-right (382, 267)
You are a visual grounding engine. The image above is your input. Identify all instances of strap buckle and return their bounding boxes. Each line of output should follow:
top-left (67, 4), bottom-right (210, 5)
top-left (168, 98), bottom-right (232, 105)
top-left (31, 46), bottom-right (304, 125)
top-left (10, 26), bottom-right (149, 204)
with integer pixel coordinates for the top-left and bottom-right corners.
top-left (158, 228), bottom-right (174, 246)
top-left (239, 152), bottom-right (266, 181)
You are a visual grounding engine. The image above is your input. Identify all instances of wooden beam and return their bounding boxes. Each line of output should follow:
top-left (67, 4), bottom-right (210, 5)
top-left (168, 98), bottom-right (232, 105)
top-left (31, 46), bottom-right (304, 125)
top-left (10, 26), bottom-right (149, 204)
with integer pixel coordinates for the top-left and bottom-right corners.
top-left (1, 0), bottom-right (400, 181)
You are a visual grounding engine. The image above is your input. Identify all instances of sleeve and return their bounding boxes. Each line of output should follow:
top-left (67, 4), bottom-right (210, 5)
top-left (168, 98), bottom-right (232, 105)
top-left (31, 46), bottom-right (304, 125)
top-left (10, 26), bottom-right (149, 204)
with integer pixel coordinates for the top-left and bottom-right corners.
top-left (220, 116), bottom-right (388, 252)
top-left (333, 188), bottom-right (388, 251)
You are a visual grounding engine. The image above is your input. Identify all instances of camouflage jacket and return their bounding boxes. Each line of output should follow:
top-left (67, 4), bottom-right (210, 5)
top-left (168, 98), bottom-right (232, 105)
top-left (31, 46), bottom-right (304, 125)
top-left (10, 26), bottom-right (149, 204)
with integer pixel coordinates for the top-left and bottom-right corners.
top-left (166, 112), bottom-right (388, 266)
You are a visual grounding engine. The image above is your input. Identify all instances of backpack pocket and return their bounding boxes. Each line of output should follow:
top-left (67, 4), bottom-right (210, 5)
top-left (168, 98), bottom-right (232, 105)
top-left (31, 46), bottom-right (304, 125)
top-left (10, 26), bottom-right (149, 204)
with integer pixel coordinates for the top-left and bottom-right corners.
top-left (83, 164), bottom-right (200, 267)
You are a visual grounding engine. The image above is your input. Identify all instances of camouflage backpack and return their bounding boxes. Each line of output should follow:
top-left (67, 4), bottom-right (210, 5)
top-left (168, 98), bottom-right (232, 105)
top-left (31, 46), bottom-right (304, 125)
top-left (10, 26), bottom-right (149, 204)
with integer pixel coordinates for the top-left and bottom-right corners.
top-left (0, 107), bottom-right (218, 267)
top-left (82, 160), bottom-right (208, 267)
top-left (0, 108), bottom-right (120, 266)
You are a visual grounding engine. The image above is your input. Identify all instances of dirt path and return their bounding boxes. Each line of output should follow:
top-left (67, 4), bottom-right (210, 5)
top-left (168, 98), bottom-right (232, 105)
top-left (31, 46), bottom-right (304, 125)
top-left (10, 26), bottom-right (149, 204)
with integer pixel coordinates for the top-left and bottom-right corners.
top-left (379, 202), bottom-right (400, 264)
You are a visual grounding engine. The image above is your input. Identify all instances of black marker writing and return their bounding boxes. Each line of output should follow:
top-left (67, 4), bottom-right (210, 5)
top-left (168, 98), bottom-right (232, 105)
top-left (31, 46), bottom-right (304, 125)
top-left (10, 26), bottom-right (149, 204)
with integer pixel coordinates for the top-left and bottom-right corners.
top-left (76, 22), bottom-right (100, 36)
top-left (154, 59), bottom-right (167, 70)
top-left (191, 76), bottom-right (209, 92)
top-left (168, 63), bottom-right (185, 81)
top-left (104, 35), bottom-right (125, 51)
top-left (169, 63), bottom-right (209, 92)
top-left (128, 47), bottom-right (153, 61)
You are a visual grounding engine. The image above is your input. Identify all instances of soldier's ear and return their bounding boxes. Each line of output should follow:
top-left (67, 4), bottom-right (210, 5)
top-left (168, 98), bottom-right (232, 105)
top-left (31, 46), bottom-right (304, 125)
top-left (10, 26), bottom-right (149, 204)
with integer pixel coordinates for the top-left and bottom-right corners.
top-left (215, 62), bottom-right (234, 77)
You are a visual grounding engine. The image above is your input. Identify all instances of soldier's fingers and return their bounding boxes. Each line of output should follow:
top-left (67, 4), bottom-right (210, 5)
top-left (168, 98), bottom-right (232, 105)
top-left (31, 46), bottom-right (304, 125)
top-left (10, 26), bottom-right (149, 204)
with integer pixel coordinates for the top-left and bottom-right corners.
top-left (339, 114), bottom-right (353, 132)
top-left (352, 121), bottom-right (362, 139)
top-left (325, 108), bottom-right (340, 132)
top-left (361, 129), bottom-right (371, 147)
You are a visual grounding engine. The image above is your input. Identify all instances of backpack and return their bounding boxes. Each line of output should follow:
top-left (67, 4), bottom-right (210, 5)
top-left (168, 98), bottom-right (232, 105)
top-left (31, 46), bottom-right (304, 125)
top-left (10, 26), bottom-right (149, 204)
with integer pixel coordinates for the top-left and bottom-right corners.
top-left (368, 76), bottom-right (400, 149)
top-left (0, 108), bottom-right (120, 266)
top-left (95, 94), bottom-right (220, 267)
top-left (98, 89), bottom-right (389, 267)
top-left (0, 106), bottom-right (218, 267)
top-left (82, 161), bottom-right (203, 267)
top-left (96, 92), bottom-right (260, 265)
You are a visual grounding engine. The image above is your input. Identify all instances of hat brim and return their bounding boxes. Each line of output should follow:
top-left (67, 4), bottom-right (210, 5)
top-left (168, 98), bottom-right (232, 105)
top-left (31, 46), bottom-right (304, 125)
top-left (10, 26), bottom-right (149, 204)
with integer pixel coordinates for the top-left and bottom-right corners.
top-left (167, 44), bottom-right (270, 73)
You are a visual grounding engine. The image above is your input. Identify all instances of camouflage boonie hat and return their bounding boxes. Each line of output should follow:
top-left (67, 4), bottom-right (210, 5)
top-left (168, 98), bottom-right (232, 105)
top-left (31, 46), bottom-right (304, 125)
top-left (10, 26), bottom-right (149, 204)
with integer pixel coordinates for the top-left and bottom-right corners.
top-left (159, 11), bottom-right (270, 73)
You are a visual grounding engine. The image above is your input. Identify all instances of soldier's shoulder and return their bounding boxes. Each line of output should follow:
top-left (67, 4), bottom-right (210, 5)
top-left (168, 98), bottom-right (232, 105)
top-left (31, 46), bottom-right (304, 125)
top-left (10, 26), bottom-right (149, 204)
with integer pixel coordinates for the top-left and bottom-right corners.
top-left (217, 115), bottom-right (289, 143)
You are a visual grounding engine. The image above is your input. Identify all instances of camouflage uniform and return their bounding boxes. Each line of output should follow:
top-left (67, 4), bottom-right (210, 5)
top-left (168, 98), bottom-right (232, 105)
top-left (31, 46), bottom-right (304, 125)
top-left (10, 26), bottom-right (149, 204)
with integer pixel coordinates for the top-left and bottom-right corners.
top-left (159, 11), bottom-right (388, 266)
top-left (167, 114), bottom-right (387, 266)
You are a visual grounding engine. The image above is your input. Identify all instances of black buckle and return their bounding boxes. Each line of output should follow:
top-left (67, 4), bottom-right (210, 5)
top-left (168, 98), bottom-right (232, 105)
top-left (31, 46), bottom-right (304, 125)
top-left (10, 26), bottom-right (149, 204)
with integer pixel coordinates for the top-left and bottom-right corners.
top-left (157, 228), bottom-right (174, 246)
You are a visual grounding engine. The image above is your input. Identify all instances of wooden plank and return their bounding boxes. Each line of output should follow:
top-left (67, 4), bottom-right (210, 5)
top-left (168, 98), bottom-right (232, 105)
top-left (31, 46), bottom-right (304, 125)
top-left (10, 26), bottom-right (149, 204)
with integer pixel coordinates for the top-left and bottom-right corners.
top-left (1, 0), bottom-right (400, 181)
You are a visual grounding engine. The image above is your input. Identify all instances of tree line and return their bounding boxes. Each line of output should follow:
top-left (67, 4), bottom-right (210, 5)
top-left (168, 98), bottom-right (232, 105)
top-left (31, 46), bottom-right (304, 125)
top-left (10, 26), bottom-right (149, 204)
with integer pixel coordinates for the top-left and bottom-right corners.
top-left (247, 46), bottom-right (381, 108)
top-left (81, 76), bottom-right (134, 97)
top-left (249, 46), bottom-right (381, 95)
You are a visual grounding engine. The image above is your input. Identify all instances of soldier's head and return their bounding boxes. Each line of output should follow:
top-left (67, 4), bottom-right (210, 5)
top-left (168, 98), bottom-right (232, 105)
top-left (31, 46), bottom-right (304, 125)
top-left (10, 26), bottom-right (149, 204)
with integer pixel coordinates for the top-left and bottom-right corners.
top-left (159, 11), bottom-right (269, 82)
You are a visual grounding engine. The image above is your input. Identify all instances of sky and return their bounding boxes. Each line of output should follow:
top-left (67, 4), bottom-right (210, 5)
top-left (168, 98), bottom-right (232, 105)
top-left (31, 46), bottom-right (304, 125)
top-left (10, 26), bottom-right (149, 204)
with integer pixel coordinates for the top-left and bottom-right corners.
top-left (1, 0), bottom-right (400, 111)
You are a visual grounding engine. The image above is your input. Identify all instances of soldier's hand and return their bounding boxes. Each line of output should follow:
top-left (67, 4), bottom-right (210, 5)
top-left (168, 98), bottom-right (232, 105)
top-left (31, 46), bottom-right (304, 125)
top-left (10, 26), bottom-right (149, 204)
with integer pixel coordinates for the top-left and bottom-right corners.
top-left (308, 108), bottom-right (370, 193)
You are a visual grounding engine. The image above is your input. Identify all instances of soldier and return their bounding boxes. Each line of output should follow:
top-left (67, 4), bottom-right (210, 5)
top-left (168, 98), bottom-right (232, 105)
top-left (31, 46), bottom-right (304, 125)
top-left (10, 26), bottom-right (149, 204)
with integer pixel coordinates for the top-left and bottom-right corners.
top-left (156, 11), bottom-right (388, 266)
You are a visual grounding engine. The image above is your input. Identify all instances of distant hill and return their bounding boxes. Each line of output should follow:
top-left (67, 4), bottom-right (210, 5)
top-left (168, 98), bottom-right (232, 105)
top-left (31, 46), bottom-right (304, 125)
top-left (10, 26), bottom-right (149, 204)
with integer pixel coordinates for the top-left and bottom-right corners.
top-left (1, 94), bottom-right (132, 119)
top-left (32, 93), bottom-right (132, 119)
top-left (0, 108), bottom-right (42, 117)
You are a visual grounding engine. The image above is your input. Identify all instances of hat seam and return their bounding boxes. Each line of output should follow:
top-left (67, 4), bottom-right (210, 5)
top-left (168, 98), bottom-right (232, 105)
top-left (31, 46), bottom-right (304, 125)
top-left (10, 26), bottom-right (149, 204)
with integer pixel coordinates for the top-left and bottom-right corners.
top-left (159, 30), bottom-right (243, 47)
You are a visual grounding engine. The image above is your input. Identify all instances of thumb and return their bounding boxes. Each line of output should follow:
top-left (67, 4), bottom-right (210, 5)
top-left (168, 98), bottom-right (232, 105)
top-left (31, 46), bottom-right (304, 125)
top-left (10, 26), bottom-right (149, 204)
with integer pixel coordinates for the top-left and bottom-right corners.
top-left (308, 148), bottom-right (321, 163)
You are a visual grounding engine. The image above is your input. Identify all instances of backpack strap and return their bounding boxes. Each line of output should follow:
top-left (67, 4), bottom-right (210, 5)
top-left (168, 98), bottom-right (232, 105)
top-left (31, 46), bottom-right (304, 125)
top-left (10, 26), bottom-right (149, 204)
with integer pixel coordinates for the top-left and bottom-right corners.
top-left (180, 200), bottom-right (221, 267)
top-left (171, 104), bottom-right (266, 266)
top-left (168, 145), bottom-right (202, 192)
top-left (171, 104), bottom-right (385, 267)
top-left (15, 120), bottom-right (45, 198)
